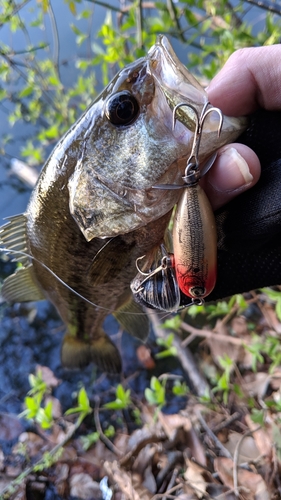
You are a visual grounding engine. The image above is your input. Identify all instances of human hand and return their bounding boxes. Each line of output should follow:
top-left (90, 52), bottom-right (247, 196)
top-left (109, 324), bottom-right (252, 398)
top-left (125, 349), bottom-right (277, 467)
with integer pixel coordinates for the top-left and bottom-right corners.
top-left (186, 45), bottom-right (281, 302)
top-left (202, 45), bottom-right (281, 211)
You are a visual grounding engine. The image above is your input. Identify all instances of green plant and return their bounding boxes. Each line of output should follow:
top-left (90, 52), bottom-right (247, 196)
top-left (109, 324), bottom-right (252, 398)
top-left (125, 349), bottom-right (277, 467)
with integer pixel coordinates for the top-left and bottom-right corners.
top-left (212, 354), bottom-right (234, 404)
top-left (103, 384), bottom-right (132, 410)
top-left (172, 379), bottom-right (189, 397)
top-left (145, 376), bottom-right (166, 409)
top-left (246, 333), bottom-right (281, 373)
top-left (0, 0), bottom-right (280, 174)
top-left (65, 386), bottom-right (92, 424)
top-left (19, 371), bottom-right (54, 429)
top-left (262, 288), bottom-right (281, 321)
top-left (80, 431), bottom-right (100, 451)
top-left (156, 332), bottom-right (177, 359)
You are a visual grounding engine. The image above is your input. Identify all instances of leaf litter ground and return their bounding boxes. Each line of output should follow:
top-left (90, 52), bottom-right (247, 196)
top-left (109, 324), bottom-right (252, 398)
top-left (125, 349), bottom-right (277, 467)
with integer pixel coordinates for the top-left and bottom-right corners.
top-left (0, 286), bottom-right (281, 499)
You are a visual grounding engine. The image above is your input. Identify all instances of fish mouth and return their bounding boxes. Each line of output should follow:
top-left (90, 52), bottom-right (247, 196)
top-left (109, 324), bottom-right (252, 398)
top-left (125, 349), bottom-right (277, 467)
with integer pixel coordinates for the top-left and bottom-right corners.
top-left (147, 35), bottom-right (208, 132)
top-left (147, 35), bottom-right (248, 156)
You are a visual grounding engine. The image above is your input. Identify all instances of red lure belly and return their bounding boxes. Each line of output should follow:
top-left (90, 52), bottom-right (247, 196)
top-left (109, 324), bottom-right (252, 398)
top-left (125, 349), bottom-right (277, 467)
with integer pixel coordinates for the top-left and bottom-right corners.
top-left (172, 183), bottom-right (217, 300)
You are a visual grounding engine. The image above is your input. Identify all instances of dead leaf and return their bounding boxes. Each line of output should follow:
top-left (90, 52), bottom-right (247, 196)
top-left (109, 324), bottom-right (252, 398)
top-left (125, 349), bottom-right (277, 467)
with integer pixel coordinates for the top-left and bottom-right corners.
top-left (0, 449), bottom-right (4, 471)
top-left (104, 460), bottom-right (153, 500)
top-left (206, 334), bottom-right (243, 366)
top-left (158, 413), bottom-right (206, 466)
top-left (54, 463), bottom-right (69, 497)
top-left (245, 415), bottom-right (272, 459)
top-left (184, 458), bottom-right (207, 499)
top-left (230, 316), bottom-right (248, 336)
top-left (36, 365), bottom-right (61, 388)
top-left (15, 432), bottom-right (46, 458)
top-left (224, 431), bottom-right (260, 463)
top-left (136, 345), bottom-right (155, 369)
top-left (70, 473), bottom-right (103, 500)
top-left (214, 457), bottom-right (269, 499)
top-left (243, 372), bottom-right (270, 399)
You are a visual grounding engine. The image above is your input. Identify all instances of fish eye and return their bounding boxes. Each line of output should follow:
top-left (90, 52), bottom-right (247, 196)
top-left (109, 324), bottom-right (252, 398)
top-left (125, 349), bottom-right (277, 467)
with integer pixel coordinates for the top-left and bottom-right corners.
top-left (105, 91), bottom-right (139, 127)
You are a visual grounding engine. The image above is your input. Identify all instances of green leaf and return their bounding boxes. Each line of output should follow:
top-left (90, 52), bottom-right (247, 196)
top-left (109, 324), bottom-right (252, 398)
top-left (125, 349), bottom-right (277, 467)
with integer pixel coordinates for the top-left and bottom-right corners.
top-left (251, 409), bottom-right (265, 426)
top-left (78, 387), bottom-right (90, 412)
top-left (155, 347), bottom-right (177, 359)
top-left (275, 299), bottom-right (281, 321)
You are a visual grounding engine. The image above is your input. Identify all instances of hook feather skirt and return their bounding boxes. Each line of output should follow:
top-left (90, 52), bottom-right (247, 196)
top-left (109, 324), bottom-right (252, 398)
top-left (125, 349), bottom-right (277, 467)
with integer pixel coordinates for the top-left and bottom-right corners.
top-left (173, 183), bottom-right (217, 300)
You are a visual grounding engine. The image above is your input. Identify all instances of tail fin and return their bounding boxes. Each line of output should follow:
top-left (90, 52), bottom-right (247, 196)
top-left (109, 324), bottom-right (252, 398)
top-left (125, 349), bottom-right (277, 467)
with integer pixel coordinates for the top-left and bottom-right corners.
top-left (61, 331), bottom-right (122, 374)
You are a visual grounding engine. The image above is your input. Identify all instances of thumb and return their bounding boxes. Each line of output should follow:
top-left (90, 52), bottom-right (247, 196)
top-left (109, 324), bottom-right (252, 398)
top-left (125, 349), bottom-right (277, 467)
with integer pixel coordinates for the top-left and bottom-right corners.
top-left (201, 144), bottom-right (261, 211)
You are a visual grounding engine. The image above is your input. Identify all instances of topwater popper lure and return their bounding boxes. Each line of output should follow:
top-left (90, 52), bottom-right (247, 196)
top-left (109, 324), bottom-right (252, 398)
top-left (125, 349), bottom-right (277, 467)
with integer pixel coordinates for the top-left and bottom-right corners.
top-left (131, 101), bottom-right (223, 310)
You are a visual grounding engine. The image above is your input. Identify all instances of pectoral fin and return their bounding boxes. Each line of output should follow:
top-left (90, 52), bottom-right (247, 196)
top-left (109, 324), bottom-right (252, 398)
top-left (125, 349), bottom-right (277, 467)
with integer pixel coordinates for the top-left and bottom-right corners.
top-left (88, 237), bottom-right (135, 285)
top-left (113, 297), bottom-right (150, 341)
top-left (61, 331), bottom-right (122, 373)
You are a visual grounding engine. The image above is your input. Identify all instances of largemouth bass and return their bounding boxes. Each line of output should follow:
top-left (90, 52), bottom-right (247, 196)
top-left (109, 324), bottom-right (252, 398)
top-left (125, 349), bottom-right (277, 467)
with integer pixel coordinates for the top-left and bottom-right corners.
top-left (0, 35), bottom-right (246, 373)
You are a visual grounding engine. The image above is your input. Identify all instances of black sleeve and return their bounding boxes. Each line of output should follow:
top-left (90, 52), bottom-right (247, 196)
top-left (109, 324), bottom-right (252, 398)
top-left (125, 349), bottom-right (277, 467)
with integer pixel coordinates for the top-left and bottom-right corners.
top-left (182, 109), bottom-right (281, 304)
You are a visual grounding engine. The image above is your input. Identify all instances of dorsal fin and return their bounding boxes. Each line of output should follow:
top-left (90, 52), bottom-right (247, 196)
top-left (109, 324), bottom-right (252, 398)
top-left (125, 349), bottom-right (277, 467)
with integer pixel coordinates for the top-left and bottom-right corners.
top-left (1, 265), bottom-right (45, 303)
top-left (0, 214), bottom-right (30, 267)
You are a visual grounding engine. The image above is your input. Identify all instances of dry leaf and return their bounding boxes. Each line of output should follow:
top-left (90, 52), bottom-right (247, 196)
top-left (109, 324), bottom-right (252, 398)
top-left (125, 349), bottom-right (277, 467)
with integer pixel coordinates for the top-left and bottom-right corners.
top-left (245, 415), bottom-right (272, 459)
top-left (136, 345), bottom-right (155, 369)
top-left (15, 432), bottom-right (46, 458)
top-left (206, 334), bottom-right (243, 365)
top-left (230, 316), bottom-right (248, 336)
top-left (184, 458), bottom-right (207, 499)
top-left (224, 431), bottom-right (260, 463)
top-left (243, 372), bottom-right (270, 399)
top-left (0, 449), bottom-right (4, 471)
top-left (158, 413), bottom-right (206, 466)
top-left (36, 365), bottom-right (60, 388)
top-left (70, 473), bottom-right (103, 499)
top-left (214, 457), bottom-right (269, 499)
top-left (104, 460), bottom-right (153, 500)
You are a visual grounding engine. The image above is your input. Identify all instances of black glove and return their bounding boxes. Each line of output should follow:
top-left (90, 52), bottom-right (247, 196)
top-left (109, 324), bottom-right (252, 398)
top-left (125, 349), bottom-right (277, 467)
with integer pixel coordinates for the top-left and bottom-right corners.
top-left (207, 109), bottom-right (281, 301)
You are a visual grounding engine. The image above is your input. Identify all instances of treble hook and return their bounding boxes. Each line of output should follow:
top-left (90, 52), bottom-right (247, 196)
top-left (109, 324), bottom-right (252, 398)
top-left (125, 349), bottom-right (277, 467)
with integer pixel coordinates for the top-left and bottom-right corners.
top-left (172, 101), bottom-right (223, 179)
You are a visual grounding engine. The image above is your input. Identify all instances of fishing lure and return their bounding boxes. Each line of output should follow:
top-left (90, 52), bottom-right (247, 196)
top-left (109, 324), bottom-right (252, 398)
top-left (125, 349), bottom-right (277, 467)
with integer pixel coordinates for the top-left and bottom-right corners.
top-left (132, 244), bottom-right (180, 312)
top-left (172, 102), bottom-right (222, 300)
top-left (132, 101), bottom-right (223, 309)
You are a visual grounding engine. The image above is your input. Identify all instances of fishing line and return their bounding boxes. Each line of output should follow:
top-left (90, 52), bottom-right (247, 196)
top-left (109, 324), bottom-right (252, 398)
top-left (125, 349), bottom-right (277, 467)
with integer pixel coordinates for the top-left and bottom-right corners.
top-left (0, 246), bottom-right (174, 320)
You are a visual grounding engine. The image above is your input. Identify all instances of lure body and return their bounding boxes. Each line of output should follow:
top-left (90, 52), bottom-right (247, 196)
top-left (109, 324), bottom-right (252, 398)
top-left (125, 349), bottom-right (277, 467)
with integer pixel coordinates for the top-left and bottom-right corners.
top-left (131, 244), bottom-right (180, 312)
top-left (173, 183), bottom-right (217, 299)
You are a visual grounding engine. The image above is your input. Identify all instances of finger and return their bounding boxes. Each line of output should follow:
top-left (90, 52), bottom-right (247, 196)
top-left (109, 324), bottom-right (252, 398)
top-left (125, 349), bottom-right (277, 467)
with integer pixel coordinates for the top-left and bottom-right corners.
top-left (207, 45), bottom-right (281, 116)
top-left (201, 144), bottom-right (261, 211)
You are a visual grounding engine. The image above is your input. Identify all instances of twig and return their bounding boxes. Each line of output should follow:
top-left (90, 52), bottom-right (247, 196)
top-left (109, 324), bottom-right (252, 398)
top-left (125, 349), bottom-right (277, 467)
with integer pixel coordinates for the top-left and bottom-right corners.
top-left (166, 0), bottom-right (185, 42)
top-left (120, 429), bottom-right (166, 467)
top-left (136, 0), bottom-right (144, 50)
top-left (181, 322), bottom-right (248, 347)
top-left (47, 1), bottom-right (61, 82)
top-left (162, 467), bottom-right (179, 500)
top-left (233, 426), bottom-right (261, 497)
top-left (151, 483), bottom-right (182, 499)
top-left (94, 398), bottom-right (122, 457)
top-left (0, 418), bottom-right (81, 498)
top-left (195, 410), bottom-right (233, 459)
top-left (212, 411), bottom-right (241, 433)
top-left (0, 0), bottom-right (31, 28)
top-left (243, 0), bottom-right (281, 15)
top-left (148, 310), bottom-right (209, 397)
